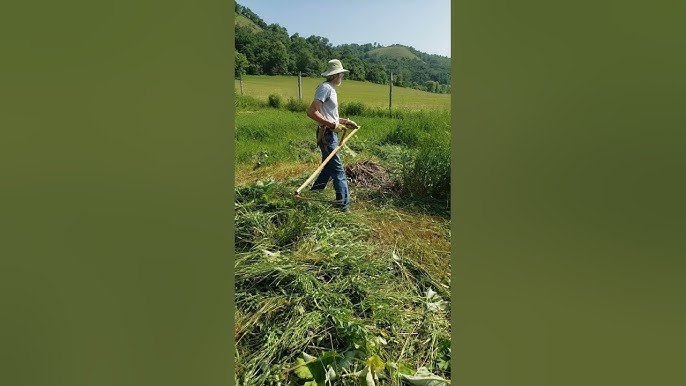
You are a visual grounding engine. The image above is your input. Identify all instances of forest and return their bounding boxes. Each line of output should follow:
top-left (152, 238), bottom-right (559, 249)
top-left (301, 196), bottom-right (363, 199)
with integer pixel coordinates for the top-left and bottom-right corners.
top-left (235, 3), bottom-right (451, 94)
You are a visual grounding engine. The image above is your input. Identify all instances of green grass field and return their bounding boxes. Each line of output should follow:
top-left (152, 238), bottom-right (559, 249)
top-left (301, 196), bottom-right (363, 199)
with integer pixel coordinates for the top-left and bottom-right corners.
top-left (234, 90), bottom-right (451, 385)
top-left (235, 75), bottom-right (451, 111)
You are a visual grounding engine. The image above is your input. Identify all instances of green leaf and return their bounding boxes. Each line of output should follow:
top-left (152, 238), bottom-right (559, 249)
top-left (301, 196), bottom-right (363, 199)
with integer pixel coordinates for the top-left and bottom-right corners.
top-left (339, 350), bottom-right (365, 369)
top-left (302, 352), bottom-right (317, 362)
top-left (294, 358), bottom-right (313, 380)
top-left (294, 352), bottom-right (335, 386)
top-left (424, 287), bottom-right (447, 312)
top-left (396, 363), bottom-right (414, 375)
top-left (325, 366), bottom-right (338, 382)
top-left (366, 354), bottom-right (385, 373)
top-left (358, 365), bottom-right (376, 386)
top-left (399, 366), bottom-right (450, 386)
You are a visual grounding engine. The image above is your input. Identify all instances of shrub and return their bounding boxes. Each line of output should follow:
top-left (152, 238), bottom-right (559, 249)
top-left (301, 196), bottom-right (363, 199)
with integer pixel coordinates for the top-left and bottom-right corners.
top-left (235, 94), bottom-right (265, 110)
top-left (285, 97), bottom-right (308, 113)
top-left (341, 101), bottom-right (366, 116)
top-left (267, 94), bottom-right (282, 108)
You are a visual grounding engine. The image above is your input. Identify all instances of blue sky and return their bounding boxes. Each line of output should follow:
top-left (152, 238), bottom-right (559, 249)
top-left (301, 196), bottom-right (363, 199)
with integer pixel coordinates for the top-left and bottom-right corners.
top-left (236, 0), bottom-right (451, 58)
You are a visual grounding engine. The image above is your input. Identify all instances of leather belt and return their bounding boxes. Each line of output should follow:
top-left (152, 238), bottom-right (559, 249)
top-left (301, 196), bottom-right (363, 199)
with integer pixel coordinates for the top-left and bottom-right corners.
top-left (317, 125), bottom-right (329, 145)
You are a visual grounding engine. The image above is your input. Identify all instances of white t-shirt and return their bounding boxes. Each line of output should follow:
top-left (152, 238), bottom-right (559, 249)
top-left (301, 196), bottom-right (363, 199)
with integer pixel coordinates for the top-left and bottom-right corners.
top-left (313, 82), bottom-right (339, 125)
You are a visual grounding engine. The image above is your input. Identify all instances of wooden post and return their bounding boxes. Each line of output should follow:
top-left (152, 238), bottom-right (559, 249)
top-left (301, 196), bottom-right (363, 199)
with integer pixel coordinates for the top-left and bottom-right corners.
top-left (298, 71), bottom-right (302, 101)
top-left (239, 73), bottom-right (244, 96)
top-left (389, 71), bottom-right (393, 117)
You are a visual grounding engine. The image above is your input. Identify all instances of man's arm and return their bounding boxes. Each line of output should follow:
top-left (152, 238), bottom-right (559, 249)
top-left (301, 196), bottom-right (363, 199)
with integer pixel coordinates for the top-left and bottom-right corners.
top-left (306, 100), bottom-right (335, 129)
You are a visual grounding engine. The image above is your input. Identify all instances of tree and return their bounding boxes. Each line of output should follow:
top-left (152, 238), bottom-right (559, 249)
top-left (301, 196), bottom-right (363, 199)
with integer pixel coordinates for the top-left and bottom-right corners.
top-left (365, 64), bottom-right (388, 84)
top-left (234, 4), bottom-right (450, 93)
top-left (425, 81), bottom-right (438, 93)
top-left (263, 40), bottom-right (291, 75)
top-left (341, 56), bottom-right (366, 81)
top-left (235, 51), bottom-right (248, 77)
top-left (306, 35), bottom-right (334, 62)
top-left (290, 33), bottom-right (321, 76)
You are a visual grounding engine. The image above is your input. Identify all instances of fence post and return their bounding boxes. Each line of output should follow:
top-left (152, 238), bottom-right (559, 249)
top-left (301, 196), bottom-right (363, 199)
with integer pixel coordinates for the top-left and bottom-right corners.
top-left (239, 73), bottom-right (244, 96)
top-left (389, 71), bottom-right (393, 117)
top-left (298, 71), bottom-right (302, 101)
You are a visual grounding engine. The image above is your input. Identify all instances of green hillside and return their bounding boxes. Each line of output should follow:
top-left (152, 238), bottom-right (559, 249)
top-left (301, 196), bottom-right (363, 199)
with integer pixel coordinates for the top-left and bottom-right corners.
top-left (367, 46), bottom-right (421, 61)
top-left (235, 12), bottom-right (261, 32)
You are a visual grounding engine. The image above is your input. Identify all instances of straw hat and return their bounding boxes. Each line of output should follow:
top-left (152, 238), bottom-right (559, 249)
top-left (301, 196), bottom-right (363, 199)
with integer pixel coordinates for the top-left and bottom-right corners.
top-left (321, 59), bottom-right (350, 77)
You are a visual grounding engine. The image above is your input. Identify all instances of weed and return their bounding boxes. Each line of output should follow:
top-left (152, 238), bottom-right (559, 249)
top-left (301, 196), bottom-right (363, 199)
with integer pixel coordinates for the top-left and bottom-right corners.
top-left (400, 142), bottom-right (451, 203)
top-left (268, 94), bottom-right (283, 108)
top-left (236, 94), bottom-right (266, 110)
top-left (286, 97), bottom-right (309, 113)
top-left (341, 101), bottom-right (366, 116)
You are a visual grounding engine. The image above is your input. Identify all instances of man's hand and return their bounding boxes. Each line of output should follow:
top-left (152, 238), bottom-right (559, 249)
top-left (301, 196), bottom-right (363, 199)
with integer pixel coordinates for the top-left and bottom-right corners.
top-left (344, 119), bottom-right (359, 129)
top-left (333, 123), bottom-right (348, 132)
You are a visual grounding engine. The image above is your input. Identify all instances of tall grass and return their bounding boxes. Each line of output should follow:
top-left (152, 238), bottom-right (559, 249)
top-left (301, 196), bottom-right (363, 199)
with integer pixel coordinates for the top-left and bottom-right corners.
top-left (400, 143), bottom-right (451, 203)
top-left (235, 105), bottom-right (402, 167)
top-left (235, 108), bottom-right (321, 165)
top-left (382, 110), bottom-right (451, 148)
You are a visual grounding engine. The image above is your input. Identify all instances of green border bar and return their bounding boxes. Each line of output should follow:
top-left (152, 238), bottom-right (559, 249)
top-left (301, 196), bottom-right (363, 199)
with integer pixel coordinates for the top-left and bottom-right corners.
top-left (1, 2), bottom-right (235, 386)
top-left (454, 1), bottom-right (686, 385)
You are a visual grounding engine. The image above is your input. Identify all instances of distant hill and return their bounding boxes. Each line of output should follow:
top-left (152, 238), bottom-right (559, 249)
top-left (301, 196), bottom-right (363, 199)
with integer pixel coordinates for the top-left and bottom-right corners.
top-left (234, 3), bottom-right (450, 94)
top-left (367, 46), bottom-right (421, 61)
top-left (235, 12), bottom-right (261, 32)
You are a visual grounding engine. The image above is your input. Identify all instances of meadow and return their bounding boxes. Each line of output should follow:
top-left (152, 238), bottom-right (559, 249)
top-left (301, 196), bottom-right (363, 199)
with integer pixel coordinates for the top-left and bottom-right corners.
top-left (234, 81), bottom-right (451, 386)
top-left (235, 75), bottom-right (451, 111)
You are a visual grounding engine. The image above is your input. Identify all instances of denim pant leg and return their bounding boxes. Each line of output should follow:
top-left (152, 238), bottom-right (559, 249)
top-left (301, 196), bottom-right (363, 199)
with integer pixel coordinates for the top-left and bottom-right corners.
top-left (311, 131), bottom-right (332, 190)
top-left (329, 153), bottom-right (350, 211)
top-left (312, 131), bottom-right (350, 211)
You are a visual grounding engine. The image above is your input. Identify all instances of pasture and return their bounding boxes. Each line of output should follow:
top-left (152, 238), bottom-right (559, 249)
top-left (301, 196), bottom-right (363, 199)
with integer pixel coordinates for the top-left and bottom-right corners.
top-left (235, 75), bottom-right (451, 111)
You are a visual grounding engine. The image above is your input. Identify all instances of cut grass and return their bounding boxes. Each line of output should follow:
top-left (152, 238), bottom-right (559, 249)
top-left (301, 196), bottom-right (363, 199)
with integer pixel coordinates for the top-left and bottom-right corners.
top-left (354, 201), bottom-right (451, 290)
top-left (235, 160), bottom-right (321, 187)
top-left (235, 179), bottom-right (451, 386)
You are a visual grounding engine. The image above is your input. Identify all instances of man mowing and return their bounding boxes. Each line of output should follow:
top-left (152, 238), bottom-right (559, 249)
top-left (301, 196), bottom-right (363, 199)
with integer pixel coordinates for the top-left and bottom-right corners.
top-left (306, 59), bottom-right (359, 212)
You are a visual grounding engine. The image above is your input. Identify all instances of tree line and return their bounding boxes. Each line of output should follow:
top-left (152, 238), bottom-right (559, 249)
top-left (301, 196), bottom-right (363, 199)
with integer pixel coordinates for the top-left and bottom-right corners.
top-left (234, 3), bottom-right (450, 94)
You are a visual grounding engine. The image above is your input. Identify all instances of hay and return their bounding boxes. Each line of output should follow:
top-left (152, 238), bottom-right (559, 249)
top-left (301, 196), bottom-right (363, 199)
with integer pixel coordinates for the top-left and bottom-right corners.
top-left (345, 160), bottom-right (393, 190)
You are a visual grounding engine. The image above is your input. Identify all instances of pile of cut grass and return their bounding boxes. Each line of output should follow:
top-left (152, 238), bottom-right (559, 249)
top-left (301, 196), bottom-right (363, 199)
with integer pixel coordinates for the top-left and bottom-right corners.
top-left (235, 179), bottom-right (451, 386)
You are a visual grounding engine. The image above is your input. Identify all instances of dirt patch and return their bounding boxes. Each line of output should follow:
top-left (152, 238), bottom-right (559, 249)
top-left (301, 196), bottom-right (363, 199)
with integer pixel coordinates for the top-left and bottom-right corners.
top-left (345, 160), bottom-right (393, 190)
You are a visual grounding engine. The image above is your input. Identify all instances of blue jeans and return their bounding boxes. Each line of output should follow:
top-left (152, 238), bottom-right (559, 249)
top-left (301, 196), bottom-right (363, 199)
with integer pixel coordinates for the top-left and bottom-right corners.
top-left (311, 128), bottom-right (350, 211)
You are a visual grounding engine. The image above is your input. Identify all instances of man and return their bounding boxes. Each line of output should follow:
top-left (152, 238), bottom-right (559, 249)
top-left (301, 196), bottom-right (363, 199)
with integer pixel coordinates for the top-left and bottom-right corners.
top-left (306, 59), bottom-right (359, 212)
